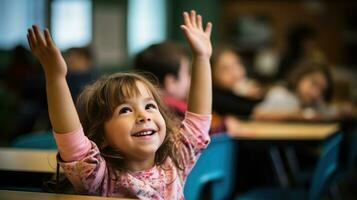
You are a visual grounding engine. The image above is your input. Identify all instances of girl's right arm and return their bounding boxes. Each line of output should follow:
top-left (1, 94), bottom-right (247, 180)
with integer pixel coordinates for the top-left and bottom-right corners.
top-left (27, 25), bottom-right (81, 133)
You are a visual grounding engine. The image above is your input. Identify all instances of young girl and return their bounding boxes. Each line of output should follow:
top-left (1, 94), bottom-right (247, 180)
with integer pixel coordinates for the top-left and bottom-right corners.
top-left (27, 10), bottom-right (212, 199)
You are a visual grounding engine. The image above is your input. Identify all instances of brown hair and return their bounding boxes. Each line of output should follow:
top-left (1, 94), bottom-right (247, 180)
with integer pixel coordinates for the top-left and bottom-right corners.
top-left (76, 72), bottom-right (184, 171)
top-left (286, 61), bottom-right (333, 102)
top-left (134, 41), bottom-right (189, 86)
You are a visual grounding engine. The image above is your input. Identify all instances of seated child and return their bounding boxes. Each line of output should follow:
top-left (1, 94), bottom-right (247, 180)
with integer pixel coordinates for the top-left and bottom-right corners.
top-left (253, 61), bottom-right (338, 121)
top-left (209, 46), bottom-right (263, 134)
top-left (27, 10), bottom-right (213, 199)
top-left (211, 46), bottom-right (263, 118)
top-left (134, 42), bottom-right (190, 117)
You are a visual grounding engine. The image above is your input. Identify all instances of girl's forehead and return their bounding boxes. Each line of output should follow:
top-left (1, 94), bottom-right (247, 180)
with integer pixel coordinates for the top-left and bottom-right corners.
top-left (121, 80), bottom-right (155, 100)
top-left (136, 81), bottom-right (154, 96)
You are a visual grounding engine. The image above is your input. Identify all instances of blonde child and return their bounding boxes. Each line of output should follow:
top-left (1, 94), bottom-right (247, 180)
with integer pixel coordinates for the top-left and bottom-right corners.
top-left (27, 10), bottom-right (212, 199)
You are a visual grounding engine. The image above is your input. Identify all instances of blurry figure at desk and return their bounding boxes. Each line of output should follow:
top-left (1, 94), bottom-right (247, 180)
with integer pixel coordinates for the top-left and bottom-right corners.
top-left (210, 45), bottom-right (264, 134)
top-left (64, 47), bottom-right (98, 101)
top-left (253, 61), bottom-right (344, 121)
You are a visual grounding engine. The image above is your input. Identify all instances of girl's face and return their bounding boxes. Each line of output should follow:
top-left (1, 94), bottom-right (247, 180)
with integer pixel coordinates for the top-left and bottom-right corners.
top-left (213, 51), bottom-right (246, 89)
top-left (297, 71), bottom-right (327, 105)
top-left (104, 81), bottom-right (166, 170)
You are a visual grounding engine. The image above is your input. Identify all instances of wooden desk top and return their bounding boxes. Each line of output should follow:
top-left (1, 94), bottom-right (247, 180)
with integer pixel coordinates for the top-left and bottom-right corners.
top-left (229, 121), bottom-right (339, 140)
top-left (0, 148), bottom-right (57, 173)
top-left (0, 190), bottom-right (133, 200)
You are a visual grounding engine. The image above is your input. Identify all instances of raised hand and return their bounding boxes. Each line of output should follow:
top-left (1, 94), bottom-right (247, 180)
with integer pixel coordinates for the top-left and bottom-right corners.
top-left (180, 10), bottom-right (212, 58)
top-left (182, 11), bottom-right (212, 115)
top-left (27, 25), bottom-right (80, 133)
top-left (27, 25), bottom-right (67, 79)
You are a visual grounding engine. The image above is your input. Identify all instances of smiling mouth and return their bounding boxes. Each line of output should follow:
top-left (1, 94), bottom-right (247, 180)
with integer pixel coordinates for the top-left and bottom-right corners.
top-left (131, 130), bottom-right (156, 137)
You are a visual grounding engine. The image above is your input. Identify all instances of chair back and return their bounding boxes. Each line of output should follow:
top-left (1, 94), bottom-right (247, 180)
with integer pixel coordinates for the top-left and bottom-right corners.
top-left (11, 131), bottom-right (57, 149)
top-left (309, 132), bottom-right (342, 200)
top-left (184, 133), bottom-right (237, 200)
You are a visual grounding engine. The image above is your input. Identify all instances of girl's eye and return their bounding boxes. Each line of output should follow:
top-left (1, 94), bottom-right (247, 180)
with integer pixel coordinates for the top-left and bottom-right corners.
top-left (119, 107), bottom-right (132, 114)
top-left (146, 103), bottom-right (157, 110)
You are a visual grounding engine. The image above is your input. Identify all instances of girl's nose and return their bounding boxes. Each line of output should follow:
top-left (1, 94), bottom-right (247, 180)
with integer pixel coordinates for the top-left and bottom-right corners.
top-left (136, 112), bottom-right (151, 124)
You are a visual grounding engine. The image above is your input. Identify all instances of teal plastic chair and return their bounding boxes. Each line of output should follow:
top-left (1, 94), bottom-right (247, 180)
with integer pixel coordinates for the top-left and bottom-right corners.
top-left (11, 131), bottom-right (57, 149)
top-left (184, 133), bottom-right (237, 200)
top-left (236, 132), bottom-right (343, 200)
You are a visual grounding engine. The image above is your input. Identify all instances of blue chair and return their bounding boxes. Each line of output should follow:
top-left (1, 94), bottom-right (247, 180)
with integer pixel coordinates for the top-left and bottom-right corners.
top-left (184, 133), bottom-right (237, 200)
top-left (11, 131), bottom-right (57, 149)
top-left (236, 132), bottom-right (343, 200)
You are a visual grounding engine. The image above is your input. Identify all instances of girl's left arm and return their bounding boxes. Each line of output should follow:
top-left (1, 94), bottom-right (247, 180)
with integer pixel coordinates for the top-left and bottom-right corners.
top-left (181, 10), bottom-right (212, 115)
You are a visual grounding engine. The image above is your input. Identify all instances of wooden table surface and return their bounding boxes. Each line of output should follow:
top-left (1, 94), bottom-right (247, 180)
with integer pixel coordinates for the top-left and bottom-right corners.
top-left (228, 121), bottom-right (339, 140)
top-left (0, 190), bottom-right (134, 200)
top-left (0, 148), bottom-right (58, 173)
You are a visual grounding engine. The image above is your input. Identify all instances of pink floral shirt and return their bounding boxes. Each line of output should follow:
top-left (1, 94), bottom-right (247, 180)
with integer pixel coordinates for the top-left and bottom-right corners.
top-left (54, 112), bottom-right (211, 199)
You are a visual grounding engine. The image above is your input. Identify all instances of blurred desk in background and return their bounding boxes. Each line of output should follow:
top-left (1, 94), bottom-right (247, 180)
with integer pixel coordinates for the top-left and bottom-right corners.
top-left (0, 148), bottom-right (57, 173)
top-left (228, 121), bottom-right (339, 188)
top-left (0, 148), bottom-right (58, 191)
top-left (0, 190), bottom-right (133, 200)
top-left (230, 121), bottom-right (339, 141)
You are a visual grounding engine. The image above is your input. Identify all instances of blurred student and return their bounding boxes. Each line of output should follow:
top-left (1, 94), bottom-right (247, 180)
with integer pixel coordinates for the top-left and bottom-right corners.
top-left (134, 42), bottom-right (190, 117)
top-left (64, 47), bottom-right (98, 101)
top-left (211, 46), bottom-right (263, 118)
top-left (209, 46), bottom-right (264, 134)
top-left (253, 61), bottom-right (338, 121)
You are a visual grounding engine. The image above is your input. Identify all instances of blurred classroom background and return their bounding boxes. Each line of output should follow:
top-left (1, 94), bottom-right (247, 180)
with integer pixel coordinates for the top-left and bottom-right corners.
top-left (0, 0), bottom-right (357, 199)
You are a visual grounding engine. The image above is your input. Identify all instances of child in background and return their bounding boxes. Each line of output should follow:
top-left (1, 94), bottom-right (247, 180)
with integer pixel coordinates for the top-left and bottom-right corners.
top-left (209, 46), bottom-right (263, 134)
top-left (64, 47), bottom-right (98, 101)
top-left (211, 46), bottom-right (263, 118)
top-left (134, 42), bottom-right (190, 117)
top-left (253, 61), bottom-right (338, 121)
top-left (27, 10), bottom-right (212, 199)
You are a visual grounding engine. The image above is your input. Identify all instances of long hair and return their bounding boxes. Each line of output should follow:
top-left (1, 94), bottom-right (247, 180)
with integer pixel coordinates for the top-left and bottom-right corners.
top-left (76, 72), bottom-right (184, 171)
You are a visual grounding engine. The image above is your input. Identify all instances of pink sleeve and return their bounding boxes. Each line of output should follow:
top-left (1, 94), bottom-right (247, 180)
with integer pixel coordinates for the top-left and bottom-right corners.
top-left (178, 111), bottom-right (211, 178)
top-left (181, 112), bottom-right (211, 151)
top-left (53, 127), bottom-right (92, 162)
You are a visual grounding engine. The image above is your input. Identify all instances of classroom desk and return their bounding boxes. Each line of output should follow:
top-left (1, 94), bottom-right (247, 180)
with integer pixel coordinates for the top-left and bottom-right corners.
top-left (0, 190), bottom-right (133, 200)
top-left (0, 148), bottom-right (58, 173)
top-left (227, 121), bottom-right (339, 187)
top-left (229, 121), bottom-right (339, 140)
